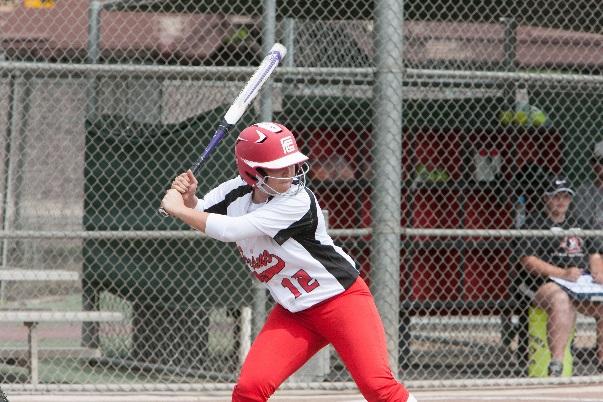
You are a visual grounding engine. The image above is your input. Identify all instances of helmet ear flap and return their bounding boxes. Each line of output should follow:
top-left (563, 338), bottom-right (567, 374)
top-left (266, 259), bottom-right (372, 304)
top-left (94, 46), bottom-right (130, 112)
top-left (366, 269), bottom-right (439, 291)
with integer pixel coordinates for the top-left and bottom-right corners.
top-left (245, 167), bottom-right (267, 186)
top-left (256, 167), bottom-right (267, 178)
top-left (245, 172), bottom-right (258, 183)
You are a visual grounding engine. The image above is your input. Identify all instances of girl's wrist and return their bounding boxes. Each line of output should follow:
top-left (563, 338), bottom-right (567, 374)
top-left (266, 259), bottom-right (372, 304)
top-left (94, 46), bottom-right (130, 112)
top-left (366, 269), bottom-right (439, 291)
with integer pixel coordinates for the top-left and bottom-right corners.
top-left (172, 205), bottom-right (187, 220)
top-left (183, 195), bottom-right (197, 208)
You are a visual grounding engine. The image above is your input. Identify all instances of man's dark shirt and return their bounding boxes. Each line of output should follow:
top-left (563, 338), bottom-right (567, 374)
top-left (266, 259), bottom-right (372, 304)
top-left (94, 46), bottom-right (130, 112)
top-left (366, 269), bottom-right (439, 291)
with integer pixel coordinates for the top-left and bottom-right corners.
top-left (515, 211), bottom-right (599, 293)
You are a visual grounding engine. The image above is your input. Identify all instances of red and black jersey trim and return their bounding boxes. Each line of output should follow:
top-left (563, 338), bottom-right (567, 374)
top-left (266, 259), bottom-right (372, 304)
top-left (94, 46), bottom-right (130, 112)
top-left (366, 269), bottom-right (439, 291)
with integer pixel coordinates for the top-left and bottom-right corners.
top-left (205, 184), bottom-right (253, 215)
top-left (274, 188), bottom-right (359, 289)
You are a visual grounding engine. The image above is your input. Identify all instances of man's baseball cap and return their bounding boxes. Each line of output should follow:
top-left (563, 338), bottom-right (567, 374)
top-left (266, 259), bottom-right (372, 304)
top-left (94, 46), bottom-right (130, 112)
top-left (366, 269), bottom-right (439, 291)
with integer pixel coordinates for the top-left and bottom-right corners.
top-left (544, 176), bottom-right (575, 197)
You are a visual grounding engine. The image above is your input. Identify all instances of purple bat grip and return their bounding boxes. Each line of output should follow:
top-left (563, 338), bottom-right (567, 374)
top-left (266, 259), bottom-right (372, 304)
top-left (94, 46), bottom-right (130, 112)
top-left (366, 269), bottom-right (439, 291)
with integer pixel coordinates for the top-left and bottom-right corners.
top-left (157, 119), bottom-right (233, 217)
top-left (191, 120), bottom-right (233, 175)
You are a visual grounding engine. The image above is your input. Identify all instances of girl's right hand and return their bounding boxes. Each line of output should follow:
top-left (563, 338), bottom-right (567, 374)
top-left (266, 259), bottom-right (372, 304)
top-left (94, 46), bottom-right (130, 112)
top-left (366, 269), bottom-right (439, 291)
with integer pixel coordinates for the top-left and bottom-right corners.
top-left (161, 189), bottom-right (185, 217)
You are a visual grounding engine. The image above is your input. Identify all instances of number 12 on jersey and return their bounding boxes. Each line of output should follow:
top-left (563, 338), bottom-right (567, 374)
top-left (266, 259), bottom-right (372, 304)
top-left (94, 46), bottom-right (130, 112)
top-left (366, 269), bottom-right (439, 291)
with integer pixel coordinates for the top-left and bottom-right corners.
top-left (281, 269), bottom-right (320, 298)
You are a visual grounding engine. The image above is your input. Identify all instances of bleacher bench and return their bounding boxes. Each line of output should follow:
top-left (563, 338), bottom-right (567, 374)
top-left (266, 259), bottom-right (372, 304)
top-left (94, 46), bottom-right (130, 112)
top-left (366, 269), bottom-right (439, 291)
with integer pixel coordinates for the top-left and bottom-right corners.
top-left (0, 269), bottom-right (79, 281)
top-left (0, 269), bottom-right (123, 384)
top-left (0, 311), bottom-right (123, 384)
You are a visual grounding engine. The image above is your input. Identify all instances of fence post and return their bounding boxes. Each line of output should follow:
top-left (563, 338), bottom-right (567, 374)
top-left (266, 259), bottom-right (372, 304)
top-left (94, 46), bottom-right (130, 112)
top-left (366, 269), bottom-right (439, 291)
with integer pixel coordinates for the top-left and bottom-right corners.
top-left (251, 0), bottom-right (278, 338)
top-left (371, 0), bottom-right (404, 373)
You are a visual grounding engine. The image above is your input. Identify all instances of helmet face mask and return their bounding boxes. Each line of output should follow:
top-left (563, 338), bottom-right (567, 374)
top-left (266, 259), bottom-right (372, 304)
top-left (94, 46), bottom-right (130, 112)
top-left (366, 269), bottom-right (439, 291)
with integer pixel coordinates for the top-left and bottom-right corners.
top-left (235, 122), bottom-right (309, 196)
top-left (255, 163), bottom-right (309, 196)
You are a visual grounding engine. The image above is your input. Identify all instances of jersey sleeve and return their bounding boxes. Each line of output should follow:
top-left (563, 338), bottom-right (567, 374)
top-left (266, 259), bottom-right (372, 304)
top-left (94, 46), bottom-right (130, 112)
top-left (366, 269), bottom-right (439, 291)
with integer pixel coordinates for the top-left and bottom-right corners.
top-left (245, 190), bottom-right (315, 244)
top-left (198, 177), bottom-right (250, 215)
top-left (193, 197), bottom-right (205, 212)
top-left (205, 213), bottom-right (265, 242)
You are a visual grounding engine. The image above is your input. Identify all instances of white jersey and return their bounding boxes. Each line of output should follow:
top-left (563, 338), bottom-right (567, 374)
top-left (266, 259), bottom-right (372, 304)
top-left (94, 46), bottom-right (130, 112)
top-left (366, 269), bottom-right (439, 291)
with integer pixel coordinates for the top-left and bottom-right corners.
top-left (199, 177), bottom-right (359, 312)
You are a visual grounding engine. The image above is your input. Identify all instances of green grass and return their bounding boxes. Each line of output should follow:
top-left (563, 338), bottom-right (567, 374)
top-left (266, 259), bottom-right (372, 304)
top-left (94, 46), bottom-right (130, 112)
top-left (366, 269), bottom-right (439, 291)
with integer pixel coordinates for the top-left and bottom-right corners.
top-left (1, 292), bottom-right (82, 310)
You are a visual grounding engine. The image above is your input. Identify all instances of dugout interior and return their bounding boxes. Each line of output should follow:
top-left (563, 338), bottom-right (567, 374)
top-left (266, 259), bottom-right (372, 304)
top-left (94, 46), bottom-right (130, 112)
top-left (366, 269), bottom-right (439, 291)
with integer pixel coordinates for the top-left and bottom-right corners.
top-left (83, 107), bottom-right (254, 370)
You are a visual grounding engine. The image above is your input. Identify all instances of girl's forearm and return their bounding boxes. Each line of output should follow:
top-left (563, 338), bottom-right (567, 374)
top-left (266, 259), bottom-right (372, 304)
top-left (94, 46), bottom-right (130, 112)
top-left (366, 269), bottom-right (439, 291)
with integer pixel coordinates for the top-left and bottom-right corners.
top-left (173, 207), bottom-right (209, 232)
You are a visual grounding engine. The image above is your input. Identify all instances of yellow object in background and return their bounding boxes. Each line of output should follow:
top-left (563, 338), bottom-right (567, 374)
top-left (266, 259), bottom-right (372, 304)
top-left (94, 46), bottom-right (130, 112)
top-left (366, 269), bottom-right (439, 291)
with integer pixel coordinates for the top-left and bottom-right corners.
top-left (24, 0), bottom-right (55, 9)
top-left (528, 306), bottom-right (574, 377)
top-left (498, 102), bottom-right (550, 128)
top-left (415, 164), bottom-right (449, 183)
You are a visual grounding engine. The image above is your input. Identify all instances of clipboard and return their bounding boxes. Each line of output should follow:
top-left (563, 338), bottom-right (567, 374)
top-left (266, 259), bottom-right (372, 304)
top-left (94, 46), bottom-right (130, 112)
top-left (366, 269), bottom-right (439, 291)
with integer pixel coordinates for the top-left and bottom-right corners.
top-left (550, 275), bottom-right (603, 302)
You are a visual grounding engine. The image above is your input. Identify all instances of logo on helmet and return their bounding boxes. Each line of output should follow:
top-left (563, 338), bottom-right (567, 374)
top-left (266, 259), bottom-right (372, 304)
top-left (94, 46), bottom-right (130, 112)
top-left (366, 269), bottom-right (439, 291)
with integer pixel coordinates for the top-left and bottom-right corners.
top-left (236, 129), bottom-right (267, 144)
top-left (253, 130), bottom-right (267, 143)
top-left (280, 136), bottom-right (295, 154)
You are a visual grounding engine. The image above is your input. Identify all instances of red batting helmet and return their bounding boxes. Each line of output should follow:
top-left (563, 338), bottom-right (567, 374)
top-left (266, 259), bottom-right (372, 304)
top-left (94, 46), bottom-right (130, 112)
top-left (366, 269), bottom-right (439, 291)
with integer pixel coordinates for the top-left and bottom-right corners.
top-left (235, 122), bottom-right (308, 186)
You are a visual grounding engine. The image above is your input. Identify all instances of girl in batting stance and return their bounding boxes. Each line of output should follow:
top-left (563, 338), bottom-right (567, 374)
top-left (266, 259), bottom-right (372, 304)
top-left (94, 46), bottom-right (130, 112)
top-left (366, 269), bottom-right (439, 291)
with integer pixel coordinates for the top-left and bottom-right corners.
top-left (161, 122), bottom-right (416, 402)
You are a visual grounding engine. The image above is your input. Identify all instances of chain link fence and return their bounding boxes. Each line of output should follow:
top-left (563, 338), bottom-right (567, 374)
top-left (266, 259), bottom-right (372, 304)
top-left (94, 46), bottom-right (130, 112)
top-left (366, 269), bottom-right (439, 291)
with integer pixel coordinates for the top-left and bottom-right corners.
top-left (0, 0), bottom-right (602, 392)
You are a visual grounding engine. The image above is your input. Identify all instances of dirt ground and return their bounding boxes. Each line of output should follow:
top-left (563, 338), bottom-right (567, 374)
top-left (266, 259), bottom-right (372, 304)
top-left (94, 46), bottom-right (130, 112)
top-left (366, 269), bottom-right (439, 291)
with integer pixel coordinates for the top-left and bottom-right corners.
top-left (3, 383), bottom-right (603, 402)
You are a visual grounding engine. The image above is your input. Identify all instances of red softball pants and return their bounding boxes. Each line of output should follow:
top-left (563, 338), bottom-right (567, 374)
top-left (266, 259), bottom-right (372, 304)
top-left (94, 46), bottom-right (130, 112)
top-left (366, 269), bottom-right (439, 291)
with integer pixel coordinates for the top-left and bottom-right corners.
top-left (232, 277), bottom-right (410, 402)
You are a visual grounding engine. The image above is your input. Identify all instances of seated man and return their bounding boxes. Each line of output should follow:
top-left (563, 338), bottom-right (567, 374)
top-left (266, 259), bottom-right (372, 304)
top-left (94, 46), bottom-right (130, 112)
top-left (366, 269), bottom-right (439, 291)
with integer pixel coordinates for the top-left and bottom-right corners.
top-left (516, 176), bottom-right (603, 376)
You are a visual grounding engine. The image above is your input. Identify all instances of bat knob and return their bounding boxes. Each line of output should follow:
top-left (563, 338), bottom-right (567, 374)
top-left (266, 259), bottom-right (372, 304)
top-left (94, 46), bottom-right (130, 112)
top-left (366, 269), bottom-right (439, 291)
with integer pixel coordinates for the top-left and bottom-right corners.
top-left (157, 207), bottom-right (170, 217)
top-left (271, 43), bottom-right (287, 60)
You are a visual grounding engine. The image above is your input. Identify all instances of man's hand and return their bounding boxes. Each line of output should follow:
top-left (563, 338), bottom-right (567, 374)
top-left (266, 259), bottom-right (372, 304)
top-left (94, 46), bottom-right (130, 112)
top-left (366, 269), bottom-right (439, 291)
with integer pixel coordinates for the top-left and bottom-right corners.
top-left (562, 267), bottom-right (583, 282)
top-left (592, 269), bottom-right (603, 284)
top-left (161, 189), bottom-right (185, 217)
top-left (589, 253), bottom-right (603, 284)
top-left (171, 170), bottom-right (198, 208)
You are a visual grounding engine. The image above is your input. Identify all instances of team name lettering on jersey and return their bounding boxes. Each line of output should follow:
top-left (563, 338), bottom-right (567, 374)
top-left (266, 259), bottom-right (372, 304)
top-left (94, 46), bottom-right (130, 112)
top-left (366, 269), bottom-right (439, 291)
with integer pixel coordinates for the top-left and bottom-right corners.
top-left (239, 248), bottom-right (286, 283)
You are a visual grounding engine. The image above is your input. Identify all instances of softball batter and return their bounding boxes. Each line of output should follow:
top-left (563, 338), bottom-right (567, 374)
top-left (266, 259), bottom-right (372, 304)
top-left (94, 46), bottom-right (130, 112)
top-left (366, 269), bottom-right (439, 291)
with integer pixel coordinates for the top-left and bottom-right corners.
top-left (161, 122), bottom-right (416, 402)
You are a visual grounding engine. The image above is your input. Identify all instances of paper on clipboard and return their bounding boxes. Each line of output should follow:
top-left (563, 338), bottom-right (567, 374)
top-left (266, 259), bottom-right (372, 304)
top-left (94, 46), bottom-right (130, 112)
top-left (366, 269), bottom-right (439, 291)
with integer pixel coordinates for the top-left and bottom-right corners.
top-left (550, 275), bottom-right (603, 302)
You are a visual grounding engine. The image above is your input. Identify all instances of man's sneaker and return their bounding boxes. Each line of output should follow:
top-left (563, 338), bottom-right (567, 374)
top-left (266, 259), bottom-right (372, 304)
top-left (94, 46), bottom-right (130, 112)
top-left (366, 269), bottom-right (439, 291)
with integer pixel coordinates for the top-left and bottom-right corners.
top-left (548, 360), bottom-right (563, 377)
